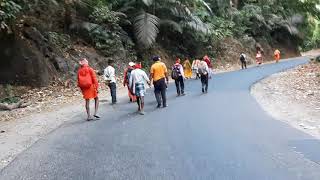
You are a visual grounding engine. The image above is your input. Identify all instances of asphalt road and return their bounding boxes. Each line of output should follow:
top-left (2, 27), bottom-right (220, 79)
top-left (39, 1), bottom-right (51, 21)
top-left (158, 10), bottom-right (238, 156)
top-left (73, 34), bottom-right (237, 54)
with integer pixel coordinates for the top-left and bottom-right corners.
top-left (1, 57), bottom-right (320, 180)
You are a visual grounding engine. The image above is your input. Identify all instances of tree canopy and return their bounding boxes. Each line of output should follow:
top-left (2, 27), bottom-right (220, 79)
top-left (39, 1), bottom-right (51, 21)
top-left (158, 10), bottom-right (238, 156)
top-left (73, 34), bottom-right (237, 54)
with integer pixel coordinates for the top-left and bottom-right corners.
top-left (1, 0), bottom-right (320, 50)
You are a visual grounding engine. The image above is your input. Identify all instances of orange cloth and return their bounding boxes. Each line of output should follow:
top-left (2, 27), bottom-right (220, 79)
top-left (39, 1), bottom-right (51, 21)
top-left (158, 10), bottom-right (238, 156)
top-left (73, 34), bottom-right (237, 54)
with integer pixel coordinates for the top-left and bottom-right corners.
top-left (274, 50), bottom-right (281, 61)
top-left (78, 65), bottom-right (99, 99)
top-left (183, 60), bottom-right (192, 78)
top-left (150, 61), bottom-right (167, 81)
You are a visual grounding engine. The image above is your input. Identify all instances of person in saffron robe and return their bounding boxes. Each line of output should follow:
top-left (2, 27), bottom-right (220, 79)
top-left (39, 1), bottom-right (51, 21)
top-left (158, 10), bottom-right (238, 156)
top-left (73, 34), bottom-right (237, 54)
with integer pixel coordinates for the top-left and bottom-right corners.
top-left (183, 59), bottom-right (192, 79)
top-left (77, 58), bottom-right (100, 121)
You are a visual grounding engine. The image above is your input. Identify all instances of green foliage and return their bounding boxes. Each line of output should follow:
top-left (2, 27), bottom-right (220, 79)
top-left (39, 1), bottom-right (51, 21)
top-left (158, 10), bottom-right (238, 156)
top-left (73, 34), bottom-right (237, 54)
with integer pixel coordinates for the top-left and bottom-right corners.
top-left (0, 84), bottom-right (20, 104)
top-left (47, 32), bottom-right (72, 52)
top-left (90, 5), bottom-right (119, 25)
top-left (0, 0), bottom-right (21, 33)
top-left (88, 25), bottom-right (124, 56)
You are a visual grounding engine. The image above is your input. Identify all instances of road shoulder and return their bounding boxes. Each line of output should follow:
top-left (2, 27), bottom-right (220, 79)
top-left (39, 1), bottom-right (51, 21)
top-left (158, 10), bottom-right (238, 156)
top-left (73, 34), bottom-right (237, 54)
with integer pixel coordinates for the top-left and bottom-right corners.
top-left (251, 61), bottom-right (320, 139)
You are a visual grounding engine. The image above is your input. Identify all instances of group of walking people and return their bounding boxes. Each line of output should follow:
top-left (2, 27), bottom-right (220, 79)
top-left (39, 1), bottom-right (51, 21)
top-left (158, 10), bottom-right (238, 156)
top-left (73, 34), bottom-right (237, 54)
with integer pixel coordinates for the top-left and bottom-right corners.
top-left (239, 49), bottom-right (281, 69)
top-left (77, 55), bottom-right (214, 120)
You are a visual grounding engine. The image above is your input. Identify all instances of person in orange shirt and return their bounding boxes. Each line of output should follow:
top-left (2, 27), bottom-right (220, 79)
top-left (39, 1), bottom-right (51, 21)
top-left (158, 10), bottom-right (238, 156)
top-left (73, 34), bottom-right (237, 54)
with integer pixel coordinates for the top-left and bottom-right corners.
top-left (274, 49), bottom-right (281, 63)
top-left (77, 58), bottom-right (100, 121)
top-left (150, 56), bottom-right (169, 108)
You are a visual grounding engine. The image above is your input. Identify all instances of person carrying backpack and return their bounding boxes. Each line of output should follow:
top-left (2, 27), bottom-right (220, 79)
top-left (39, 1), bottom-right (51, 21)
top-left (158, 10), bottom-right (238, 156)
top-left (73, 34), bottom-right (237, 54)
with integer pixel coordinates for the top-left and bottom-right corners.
top-left (172, 58), bottom-right (185, 96)
top-left (77, 58), bottom-right (100, 121)
top-left (123, 62), bottom-right (136, 102)
top-left (198, 60), bottom-right (209, 93)
top-left (240, 52), bottom-right (247, 69)
top-left (104, 60), bottom-right (117, 105)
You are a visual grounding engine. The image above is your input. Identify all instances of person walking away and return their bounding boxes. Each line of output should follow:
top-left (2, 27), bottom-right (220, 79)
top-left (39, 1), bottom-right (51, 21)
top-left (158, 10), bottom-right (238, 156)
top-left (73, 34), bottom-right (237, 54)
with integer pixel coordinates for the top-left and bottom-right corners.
top-left (123, 62), bottom-right (136, 102)
top-left (129, 65), bottom-right (151, 115)
top-left (203, 55), bottom-right (213, 78)
top-left (77, 58), bottom-right (100, 121)
top-left (150, 56), bottom-right (169, 108)
top-left (104, 60), bottom-right (117, 104)
top-left (183, 59), bottom-right (192, 79)
top-left (274, 49), bottom-right (281, 63)
top-left (240, 53), bottom-right (247, 69)
top-left (192, 59), bottom-right (201, 79)
top-left (256, 51), bottom-right (263, 66)
top-left (172, 58), bottom-right (185, 96)
top-left (198, 60), bottom-right (209, 93)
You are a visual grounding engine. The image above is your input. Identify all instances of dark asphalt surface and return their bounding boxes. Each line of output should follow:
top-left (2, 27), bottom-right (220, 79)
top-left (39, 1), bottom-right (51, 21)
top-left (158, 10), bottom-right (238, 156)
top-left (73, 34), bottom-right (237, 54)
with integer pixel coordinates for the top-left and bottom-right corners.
top-left (1, 57), bottom-right (320, 180)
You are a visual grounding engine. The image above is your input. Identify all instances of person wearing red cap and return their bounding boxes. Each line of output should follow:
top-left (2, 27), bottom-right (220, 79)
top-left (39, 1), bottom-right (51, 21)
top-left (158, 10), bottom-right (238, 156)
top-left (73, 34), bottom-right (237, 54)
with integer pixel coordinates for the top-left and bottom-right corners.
top-left (203, 55), bottom-right (213, 79)
top-left (77, 58), bottom-right (100, 121)
top-left (172, 58), bottom-right (185, 96)
top-left (123, 62), bottom-right (137, 102)
top-left (129, 64), bottom-right (150, 115)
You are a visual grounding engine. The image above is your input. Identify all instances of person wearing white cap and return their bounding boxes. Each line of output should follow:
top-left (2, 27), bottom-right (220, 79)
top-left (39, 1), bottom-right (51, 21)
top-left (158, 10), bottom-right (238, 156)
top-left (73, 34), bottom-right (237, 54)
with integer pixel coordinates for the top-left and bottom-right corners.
top-left (123, 62), bottom-right (137, 102)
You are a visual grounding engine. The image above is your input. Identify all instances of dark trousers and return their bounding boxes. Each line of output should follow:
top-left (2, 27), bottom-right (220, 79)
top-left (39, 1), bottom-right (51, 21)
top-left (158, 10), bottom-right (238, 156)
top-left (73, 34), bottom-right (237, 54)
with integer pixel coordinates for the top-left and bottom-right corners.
top-left (108, 82), bottom-right (117, 103)
top-left (174, 76), bottom-right (184, 95)
top-left (200, 74), bottom-right (209, 92)
top-left (241, 60), bottom-right (247, 69)
top-left (153, 78), bottom-right (167, 107)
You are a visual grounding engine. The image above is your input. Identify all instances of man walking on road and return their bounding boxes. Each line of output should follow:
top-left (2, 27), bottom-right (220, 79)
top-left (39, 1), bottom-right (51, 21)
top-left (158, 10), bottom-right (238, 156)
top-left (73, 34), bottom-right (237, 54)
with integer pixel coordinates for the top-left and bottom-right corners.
top-left (198, 60), bottom-right (209, 93)
top-left (150, 56), bottom-right (169, 108)
top-left (171, 58), bottom-right (185, 96)
top-left (129, 65), bottom-right (150, 115)
top-left (240, 52), bottom-right (247, 69)
top-left (104, 60), bottom-right (117, 104)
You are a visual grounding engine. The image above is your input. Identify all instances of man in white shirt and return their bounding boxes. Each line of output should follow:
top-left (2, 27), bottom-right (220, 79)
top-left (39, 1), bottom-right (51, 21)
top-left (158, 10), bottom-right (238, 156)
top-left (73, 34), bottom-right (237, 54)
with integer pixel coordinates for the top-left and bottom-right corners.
top-left (104, 60), bottom-right (117, 104)
top-left (129, 65), bottom-right (150, 115)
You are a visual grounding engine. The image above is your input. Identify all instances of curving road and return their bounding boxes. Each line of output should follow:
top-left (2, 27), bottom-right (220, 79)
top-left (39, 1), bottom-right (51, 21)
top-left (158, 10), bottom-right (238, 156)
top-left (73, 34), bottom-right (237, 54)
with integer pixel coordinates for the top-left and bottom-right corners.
top-left (1, 57), bottom-right (320, 180)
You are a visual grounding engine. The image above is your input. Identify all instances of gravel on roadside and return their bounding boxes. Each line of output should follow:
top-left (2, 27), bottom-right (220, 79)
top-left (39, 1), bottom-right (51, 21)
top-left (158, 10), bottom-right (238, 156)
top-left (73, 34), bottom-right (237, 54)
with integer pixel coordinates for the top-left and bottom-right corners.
top-left (252, 61), bottom-right (320, 138)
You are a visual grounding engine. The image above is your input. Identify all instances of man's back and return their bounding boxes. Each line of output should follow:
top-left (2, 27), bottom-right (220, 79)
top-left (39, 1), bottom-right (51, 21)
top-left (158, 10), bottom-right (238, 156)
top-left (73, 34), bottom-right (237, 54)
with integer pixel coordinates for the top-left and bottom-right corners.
top-left (151, 61), bottom-right (167, 81)
top-left (131, 69), bottom-right (149, 84)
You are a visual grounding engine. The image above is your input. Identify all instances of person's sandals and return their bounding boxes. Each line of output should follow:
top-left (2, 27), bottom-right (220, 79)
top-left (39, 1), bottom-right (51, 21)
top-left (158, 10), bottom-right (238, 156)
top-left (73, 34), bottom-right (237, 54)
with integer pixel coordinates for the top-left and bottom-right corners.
top-left (139, 111), bottom-right (145, 115)
top-left (93, 115), bottom-right (100, 119)
top-left (87, 117), bottom-right (93, 121)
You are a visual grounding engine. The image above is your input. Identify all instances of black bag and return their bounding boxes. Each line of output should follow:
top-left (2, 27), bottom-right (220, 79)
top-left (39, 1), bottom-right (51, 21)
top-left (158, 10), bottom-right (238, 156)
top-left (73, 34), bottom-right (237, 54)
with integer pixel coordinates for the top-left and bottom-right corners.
top-left (171, 65), bottom-right (180, 80)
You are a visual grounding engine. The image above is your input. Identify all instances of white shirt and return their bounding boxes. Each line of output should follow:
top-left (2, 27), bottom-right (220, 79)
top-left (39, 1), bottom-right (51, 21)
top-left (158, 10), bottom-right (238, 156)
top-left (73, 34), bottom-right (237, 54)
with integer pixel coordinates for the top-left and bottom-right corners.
top-left (129, 69), bottom-right (150, 88)
top-left (240, 53), bottom-right (246, 59)
top-left (198, 61), bottom-right (209, 74)
top-left (104, 65), bottom-right (116, 83)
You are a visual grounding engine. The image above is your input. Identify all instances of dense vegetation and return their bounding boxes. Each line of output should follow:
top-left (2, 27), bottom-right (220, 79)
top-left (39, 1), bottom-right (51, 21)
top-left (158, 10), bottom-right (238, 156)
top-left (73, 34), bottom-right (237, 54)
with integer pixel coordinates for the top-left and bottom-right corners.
top-left (0, 0), bottom-right (319, 86)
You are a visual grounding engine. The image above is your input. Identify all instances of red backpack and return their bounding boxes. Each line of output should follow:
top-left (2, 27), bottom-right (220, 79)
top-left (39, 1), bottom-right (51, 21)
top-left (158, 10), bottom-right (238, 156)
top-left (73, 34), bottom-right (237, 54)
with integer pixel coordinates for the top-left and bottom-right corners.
top-left (78, 66), bottom-right (93, 89)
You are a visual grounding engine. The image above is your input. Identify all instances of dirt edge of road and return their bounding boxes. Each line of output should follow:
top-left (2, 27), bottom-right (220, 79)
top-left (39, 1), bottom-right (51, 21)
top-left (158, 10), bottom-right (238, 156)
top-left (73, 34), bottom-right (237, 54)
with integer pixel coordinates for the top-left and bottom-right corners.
top-left (251, 60), bottom-right (320, 140)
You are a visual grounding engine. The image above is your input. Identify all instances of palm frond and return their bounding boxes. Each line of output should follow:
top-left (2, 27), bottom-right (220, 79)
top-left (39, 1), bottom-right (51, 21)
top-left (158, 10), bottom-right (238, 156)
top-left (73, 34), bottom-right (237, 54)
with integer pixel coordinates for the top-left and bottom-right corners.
top-left (160, 19), bottom-right (183, 33)
top-left (134, 10), bottom-right (160, 48)
top-left (196, 0), bottom-right (213, 15)
top-left (281, 14), bottom-right (304, 36)
top-left (142, 0), bottom-right (154, 6)
top-left (186, 15), bottom-right (209, 34)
